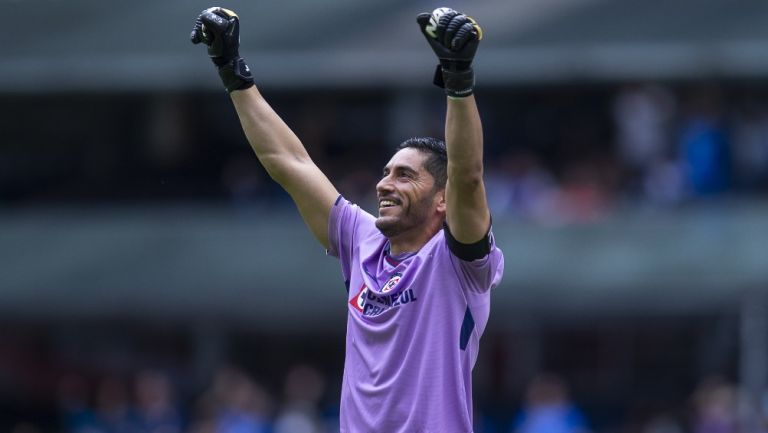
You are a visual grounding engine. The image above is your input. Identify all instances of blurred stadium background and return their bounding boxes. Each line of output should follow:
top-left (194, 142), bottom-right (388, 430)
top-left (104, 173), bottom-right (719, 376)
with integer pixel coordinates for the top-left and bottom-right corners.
top-left (1, 0), bottom-right (767, 432)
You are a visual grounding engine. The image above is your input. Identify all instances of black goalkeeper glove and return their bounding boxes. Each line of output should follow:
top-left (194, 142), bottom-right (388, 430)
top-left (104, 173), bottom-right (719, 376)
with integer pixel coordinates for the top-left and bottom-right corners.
top-left (190, 7), bottom-right (254, 93)
top-left (417, 7), bottom-right (483, 98)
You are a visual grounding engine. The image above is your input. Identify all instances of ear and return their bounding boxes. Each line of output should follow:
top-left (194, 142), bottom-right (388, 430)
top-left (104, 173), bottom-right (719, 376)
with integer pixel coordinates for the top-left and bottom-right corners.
top-left (435, 189), bottom-right (446, 213)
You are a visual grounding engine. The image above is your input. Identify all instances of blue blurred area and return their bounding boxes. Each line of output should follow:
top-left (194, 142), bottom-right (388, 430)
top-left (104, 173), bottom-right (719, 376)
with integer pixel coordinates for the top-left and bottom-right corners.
top-left (1, 1), bottom-right (768, 432)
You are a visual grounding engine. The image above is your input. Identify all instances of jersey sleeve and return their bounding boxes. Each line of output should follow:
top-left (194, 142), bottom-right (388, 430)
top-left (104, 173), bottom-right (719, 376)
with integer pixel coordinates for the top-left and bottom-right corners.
top-left (326, 195), bottom-right (377, 283)
top-left (444, 228), bottom-right (504, 294)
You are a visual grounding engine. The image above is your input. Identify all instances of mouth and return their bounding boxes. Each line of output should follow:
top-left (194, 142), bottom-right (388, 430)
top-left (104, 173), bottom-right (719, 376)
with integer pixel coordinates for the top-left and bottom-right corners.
top-left (378, 198), bottom-right (401, 211)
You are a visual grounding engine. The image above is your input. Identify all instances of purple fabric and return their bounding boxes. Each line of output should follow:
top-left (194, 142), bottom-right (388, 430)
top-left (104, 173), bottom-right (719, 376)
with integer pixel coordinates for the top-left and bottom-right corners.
top-left (327, 196), bottom-right (504, 433)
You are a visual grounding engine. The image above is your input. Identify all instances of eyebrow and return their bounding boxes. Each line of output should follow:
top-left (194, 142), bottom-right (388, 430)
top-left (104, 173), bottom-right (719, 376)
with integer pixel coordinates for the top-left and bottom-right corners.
top-left (383, 165), bottom-right (419, 175)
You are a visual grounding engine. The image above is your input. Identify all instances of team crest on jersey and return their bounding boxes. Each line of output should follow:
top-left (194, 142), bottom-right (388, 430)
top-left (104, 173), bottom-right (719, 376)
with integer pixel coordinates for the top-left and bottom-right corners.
top-left (381, 273), bottom-right (402, 293)
top-left (348, 280), bottom-right (418, 318)
top-left (349, 284), bottom-right (368, 312)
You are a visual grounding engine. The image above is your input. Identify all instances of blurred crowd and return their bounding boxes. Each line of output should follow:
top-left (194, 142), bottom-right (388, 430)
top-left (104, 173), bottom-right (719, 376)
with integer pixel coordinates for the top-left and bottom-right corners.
top-left (49, 365), bottom-right (334, 433)
top-left (0, 320), bottom-right (760, 433)
top-left (478, 83), bottom-right (768, 224)
top-left (3, 82), bottom-right (767, 219)
top-left (217, 83), bottom-right (768, 225)
top-left (8, 368), bottom-right (767, 433)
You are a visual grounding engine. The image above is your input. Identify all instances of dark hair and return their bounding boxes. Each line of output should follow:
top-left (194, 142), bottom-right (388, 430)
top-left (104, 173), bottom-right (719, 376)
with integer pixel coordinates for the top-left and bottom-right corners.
top-left (396, 137), bottom-right (447, 190)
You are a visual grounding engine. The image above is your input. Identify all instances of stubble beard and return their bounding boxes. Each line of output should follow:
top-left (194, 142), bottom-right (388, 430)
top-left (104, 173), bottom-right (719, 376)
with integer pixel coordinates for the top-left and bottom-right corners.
top-left (375, 215), bottom-right (401, 238)
top-left (375, 195), bottom-right (434, 239)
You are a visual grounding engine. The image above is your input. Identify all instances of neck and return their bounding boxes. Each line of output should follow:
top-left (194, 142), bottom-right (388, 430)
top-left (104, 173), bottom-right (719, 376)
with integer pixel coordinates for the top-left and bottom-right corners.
top-left (387, 220), bottom-right (443, 256)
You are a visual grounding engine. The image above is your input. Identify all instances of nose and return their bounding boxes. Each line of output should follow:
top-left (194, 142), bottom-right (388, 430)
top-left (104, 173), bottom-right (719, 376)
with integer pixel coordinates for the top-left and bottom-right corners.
top-left (376, 174), bottom-right (394, 196)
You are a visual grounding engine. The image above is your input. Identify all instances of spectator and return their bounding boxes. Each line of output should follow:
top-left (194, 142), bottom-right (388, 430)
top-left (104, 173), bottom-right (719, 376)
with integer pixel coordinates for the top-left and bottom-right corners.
top-left (273, 364), bottom-right (326, 433)
top-left (679, 88), bottom-right (730, 196)
top-left (690, 376), bottom-right (738, 433)
top-left (90, 376), bottom-right (135, 433)
top-left (613, 84), bottom-right (676, 175)
top-left (190, 366), bottom-right (273, 433)
top-left (511, 373), bottom-right (590, 433)
top-left (58, 374), bottom-right (95, 433)
top-left (132, 369), bottom-right (183, 433)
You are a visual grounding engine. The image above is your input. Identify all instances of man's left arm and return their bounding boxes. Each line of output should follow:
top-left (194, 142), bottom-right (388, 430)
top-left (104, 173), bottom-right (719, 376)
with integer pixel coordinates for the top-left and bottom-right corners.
top-left (417, 8), bottom-right (491, 246)
top-left (445, 95), bottom-right (490, 244)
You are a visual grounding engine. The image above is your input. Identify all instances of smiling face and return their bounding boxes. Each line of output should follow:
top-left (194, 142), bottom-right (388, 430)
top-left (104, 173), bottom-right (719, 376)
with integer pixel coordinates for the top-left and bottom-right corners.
top-left (375, 147), bottom-right (445, 240)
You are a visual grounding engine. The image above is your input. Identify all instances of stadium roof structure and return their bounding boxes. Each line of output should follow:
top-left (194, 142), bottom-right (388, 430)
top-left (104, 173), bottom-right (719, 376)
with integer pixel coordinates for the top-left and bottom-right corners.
top-left (4, 0), bottom-right (768, 91)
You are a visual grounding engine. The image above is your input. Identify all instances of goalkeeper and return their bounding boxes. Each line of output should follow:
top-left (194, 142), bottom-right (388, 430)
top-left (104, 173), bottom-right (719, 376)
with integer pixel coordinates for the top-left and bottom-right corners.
top-left (191, 7), bottom-right (504, 432)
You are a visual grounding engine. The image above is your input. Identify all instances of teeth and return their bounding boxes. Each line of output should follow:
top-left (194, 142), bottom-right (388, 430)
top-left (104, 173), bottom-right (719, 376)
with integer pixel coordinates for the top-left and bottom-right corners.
top-left (380, 200), bottom-right (396, 207)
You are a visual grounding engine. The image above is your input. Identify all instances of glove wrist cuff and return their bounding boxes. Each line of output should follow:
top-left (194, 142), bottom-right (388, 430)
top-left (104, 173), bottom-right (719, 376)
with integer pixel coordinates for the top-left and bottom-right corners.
top-left (211, 56), bottom-right (233, 68)
top-left (433, 65), bottom-right (475, 98)
top-left (218, 57), bottom-right (255, 93)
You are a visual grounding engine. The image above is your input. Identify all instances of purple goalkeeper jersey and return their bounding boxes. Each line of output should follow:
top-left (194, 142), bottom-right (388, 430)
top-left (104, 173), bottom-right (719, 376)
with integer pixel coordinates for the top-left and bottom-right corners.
top-left (327, 196), bottom-right (504, 433)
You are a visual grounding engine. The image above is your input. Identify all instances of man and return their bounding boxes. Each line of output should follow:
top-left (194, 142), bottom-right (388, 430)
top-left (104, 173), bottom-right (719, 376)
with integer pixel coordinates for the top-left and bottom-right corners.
top-left (191, 6), bottom-right (504, 432)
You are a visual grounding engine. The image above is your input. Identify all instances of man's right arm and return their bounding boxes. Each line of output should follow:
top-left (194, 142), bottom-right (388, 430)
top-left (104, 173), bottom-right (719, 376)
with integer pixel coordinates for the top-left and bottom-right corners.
top-left (191, 7), bottom-right (338, 249)
top-left (230, 87), bottom-right (338, 249)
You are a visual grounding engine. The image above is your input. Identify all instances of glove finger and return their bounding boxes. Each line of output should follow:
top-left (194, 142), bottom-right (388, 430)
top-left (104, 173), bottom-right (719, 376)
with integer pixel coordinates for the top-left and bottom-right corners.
top-left (199, 9), bottom-right (230, 34)
top-left (190, 27), bottom-right (201, 44)
top-left (190, 29), bottom-right (202, 44)
top-left (212, 7), bottom-right (239, 19)
top-left (435, 9), bottom-right (459, 45)
top-left (224, 12), bottom-right (239, 40)
top-left (451, 22), bottom-right (478, 51)
top-left (444, 14), bottom-right (470, 49)
top-left (197, 9), bottom-right (232, 47)
top-left (190, 17), bottom-right (205, 44)
top-left (467, 16), bottom-right (483, 41)
top-left (416, 12), bottom-right (431, 35)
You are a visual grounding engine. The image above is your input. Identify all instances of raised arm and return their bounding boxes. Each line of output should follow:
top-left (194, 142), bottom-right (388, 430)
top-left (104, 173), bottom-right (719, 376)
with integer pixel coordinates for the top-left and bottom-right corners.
top-left (445, 95), bottom-right (489, 243)
top-left (229, 88), bottom-right (339, 248)
top-left (417, 8), bottom-right (490, 244)
top-left (191, 8), bottom-right (338, 249)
